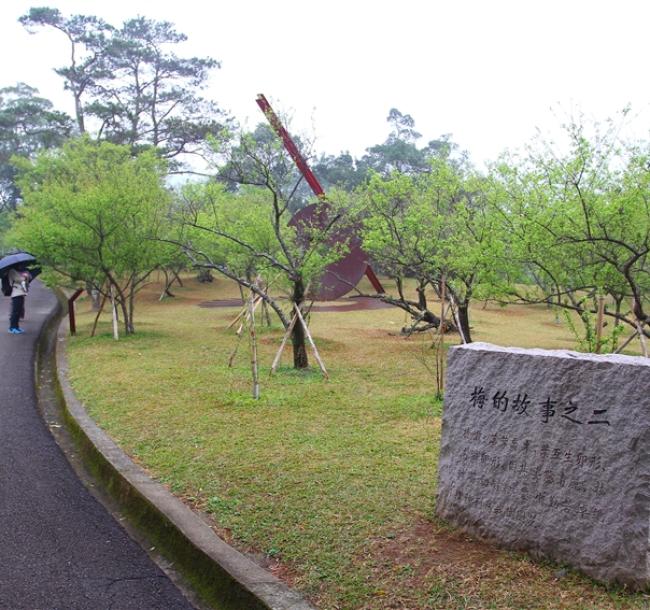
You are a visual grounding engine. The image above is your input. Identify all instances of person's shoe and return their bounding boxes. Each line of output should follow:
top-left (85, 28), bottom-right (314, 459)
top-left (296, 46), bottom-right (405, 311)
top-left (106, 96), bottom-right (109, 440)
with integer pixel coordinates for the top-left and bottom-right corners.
top-left (8, 327), bottom-right (24, 334)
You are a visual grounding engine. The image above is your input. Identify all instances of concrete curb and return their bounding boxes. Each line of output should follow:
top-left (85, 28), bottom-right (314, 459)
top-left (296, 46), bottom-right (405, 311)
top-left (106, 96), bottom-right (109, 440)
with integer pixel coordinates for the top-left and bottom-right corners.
top-left (52, 320), bottom-right (316, 610)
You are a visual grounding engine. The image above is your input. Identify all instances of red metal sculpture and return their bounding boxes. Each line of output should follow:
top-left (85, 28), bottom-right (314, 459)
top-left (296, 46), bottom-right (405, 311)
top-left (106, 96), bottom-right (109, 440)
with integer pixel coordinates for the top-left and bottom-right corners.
top-left (255, 94), bottom-right (385, 299)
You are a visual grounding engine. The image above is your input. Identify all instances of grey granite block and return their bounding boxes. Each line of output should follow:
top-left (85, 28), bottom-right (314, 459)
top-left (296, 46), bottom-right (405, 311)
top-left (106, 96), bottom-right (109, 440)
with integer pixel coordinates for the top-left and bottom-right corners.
top-left (436, 342), bottom-right (650, 588)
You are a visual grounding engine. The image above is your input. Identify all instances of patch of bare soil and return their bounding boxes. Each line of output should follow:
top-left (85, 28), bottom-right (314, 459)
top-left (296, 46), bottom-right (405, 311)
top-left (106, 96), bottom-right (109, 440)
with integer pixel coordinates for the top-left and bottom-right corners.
top-left (355, 518), bottom-right (645, 610)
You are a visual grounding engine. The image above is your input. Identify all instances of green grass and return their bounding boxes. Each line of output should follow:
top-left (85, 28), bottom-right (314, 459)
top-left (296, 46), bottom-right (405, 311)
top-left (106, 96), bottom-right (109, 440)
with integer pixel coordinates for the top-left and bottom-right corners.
top-left (64, 275), bottom-right (649, 609)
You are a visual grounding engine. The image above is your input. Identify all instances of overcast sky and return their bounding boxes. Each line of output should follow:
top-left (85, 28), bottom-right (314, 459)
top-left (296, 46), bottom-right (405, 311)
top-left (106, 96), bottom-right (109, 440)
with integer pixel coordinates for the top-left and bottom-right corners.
top-left (2, 0), bottom-right (650, 166)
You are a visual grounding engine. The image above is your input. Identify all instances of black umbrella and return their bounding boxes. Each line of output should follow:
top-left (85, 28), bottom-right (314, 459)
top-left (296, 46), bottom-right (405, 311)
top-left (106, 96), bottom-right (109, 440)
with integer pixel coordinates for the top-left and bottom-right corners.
top-left (0, 251), bottom-right (37, 276)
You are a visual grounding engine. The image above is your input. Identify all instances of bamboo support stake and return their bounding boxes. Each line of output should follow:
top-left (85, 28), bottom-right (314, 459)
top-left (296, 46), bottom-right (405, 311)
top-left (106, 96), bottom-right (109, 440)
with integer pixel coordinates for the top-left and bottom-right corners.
top-left (595, 295), bottom-right (605, 353)
top-left (447, 293), bottom-right (468, 344)
top-left (228, 301), bottom-right (251, 329)
top-left (270, 313), bottom-right (298, 375)
top-left (294, 303), bottom-right (329, 379)
top-left (227, 308), bottom-right (246, 330)
top-left (236, 298), bottom-right (263, 337)
top-left (262, 299), bottom-right (272, 326)
top-left (228, 332), bottom-right (244, 368)
top-left (229, 296), bottom-right (262, 332)
top-left (90, 292), bottom-right (108, 337)
top-left (110, 285), bottom-right (119, 341)
top-left (248, 291), bottom-right (260, 399)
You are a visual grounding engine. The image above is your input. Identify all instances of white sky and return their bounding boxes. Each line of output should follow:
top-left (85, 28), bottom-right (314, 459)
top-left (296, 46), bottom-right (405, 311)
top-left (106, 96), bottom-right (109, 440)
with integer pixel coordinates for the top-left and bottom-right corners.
top-left (2, 0), bottom-right (650, 166)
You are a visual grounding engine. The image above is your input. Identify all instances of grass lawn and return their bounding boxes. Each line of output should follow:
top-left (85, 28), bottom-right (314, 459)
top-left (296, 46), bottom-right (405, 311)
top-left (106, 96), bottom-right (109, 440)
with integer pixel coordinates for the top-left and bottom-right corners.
top-left (64, 274), bottom-right (649, 609)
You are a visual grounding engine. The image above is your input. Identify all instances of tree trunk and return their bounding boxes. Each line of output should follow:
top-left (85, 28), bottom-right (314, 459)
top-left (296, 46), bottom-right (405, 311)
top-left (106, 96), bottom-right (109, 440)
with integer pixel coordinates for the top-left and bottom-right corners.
top-left (457, 301), bottom-right (472, 343)
top-left (113, 284), bottom-right (135, 336)
top-left (197, 268), bottom-right (213, 283)
top-left (416, 282), bottom-right (427, 311)
top-left (127, 286), bottom-right (136, 334)
top-left (75, 93), bottom-right (85, 134)
top-left (86, 282), bottom-right (102, 310)
top-left (291, 278), bottom-right (309, 369)
top-left (119, 298), bottom-right (131, 335)
top-left (171, 267), bottom-right (184, 287)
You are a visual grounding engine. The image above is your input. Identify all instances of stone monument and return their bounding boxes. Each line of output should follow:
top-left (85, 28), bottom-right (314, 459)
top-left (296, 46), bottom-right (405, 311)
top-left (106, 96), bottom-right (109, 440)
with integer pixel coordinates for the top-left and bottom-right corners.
top-left (436, 342), bottom-right (650, 588)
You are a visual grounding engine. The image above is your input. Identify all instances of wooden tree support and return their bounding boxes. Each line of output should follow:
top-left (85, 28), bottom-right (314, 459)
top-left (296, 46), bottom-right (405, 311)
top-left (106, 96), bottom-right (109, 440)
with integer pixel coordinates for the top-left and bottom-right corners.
top-left (236, 297), bottom-right (263, 337)
top-left (227, 332), bottom-right (244, 368)
top-left (270, 304), bottom-right (328, 379)
top-left (110, 284), bottom-right (119, 341)
top-left (614, 330), bottom-right (639, 354)
top-left (270, 314), bottom-right (298, 375)
top-left (294, 303), bottom-right (329, 379)
top-left (226, 291), bottom-right (262, 397)
top-left (227, 296), bottom-right (263, 332)
top-left (90, 291), bottom-right (109, 337)
top-left (247, 291), bottom-right (260, 399)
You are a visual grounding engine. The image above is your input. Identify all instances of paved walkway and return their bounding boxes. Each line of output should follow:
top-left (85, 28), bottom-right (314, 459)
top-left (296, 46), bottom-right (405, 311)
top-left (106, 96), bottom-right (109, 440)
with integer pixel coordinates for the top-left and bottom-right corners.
top-left (0, 282), bottom-right (195, 610)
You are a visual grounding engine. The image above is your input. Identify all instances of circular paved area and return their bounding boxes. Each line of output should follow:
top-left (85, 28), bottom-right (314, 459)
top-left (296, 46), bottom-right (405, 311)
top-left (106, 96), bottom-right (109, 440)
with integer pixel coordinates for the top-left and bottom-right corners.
top-left (199, 296), bottom-right (393, 312)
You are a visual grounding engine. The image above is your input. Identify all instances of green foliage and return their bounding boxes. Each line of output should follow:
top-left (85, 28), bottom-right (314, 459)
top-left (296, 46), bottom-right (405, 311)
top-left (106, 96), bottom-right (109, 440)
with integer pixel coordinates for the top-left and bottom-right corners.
top-left (87, 16), bottom-right (228, 161)
top-left (179, 180), bottom-right (349, 298)
top-left (360, 109), bottom-right (456, 177)
top-left (20, 7), bottom-right (114, 134)
top-left (359, 157), bottom-right (505, 340)
top-left (491, 114), bottom-right (650, 351)
top-left (313, 151), bottom-right (365, 191)
top-left (10, 137), bottom-right (172, 333)
top-left (0, 83), bottom-right (73, 211)
top-left (180, 182), bottom-right (281, 279)
top-left (0, 210), bottom-right (12, 251)
top-left (20, 7), bottom-right (229, 165)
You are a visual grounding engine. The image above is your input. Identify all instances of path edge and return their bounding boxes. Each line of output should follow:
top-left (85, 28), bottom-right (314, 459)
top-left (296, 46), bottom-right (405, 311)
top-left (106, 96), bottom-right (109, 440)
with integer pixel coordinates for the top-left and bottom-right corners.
top-left (47, 315), bottom-right (316, 610)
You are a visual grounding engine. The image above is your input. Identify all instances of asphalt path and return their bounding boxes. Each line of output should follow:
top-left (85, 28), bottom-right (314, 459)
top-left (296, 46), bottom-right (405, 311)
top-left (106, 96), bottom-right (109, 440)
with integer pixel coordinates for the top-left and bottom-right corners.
top-left (0, 282), bottom-right (196, 610)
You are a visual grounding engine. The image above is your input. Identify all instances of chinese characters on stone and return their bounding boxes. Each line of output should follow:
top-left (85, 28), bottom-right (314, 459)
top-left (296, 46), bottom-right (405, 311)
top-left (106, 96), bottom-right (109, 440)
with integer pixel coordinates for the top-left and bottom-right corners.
top-left (469, 386), bottom-right (610, 426)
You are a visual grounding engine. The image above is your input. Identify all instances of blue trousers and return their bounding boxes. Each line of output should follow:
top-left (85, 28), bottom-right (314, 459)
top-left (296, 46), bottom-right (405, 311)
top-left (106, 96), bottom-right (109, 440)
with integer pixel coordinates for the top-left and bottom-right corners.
top-left (10, 296), bottom-right (24, 329)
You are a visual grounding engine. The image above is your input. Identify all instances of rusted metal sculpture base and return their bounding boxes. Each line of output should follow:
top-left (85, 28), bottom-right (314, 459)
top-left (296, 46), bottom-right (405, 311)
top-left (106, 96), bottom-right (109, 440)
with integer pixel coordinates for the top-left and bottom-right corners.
top-left (199, 296), bottom-right (392, 312)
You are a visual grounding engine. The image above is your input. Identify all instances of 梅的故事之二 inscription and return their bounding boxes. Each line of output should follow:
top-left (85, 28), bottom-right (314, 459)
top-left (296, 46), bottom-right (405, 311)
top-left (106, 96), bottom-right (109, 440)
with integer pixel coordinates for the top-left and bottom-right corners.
top-left (436, 343), bottom-right (650, 588)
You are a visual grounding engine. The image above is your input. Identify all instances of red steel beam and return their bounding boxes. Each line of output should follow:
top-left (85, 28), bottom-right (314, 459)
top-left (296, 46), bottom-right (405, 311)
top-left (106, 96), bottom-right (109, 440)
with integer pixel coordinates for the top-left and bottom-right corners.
top-left (364, 265), bottom-right (385, 294)
top-left (255, 94), bottom-right (325, 198)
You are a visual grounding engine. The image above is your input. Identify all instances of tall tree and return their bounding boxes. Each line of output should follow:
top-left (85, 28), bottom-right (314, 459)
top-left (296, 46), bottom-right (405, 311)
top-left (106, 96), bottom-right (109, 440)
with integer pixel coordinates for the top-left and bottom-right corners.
top-left (10, 137), bottom-right (172, 335)
top-left (20, 8), bottom-right (229, 169)
top-left (180, 125), bottom-right (348, 369)
top-left (20, 7), bottom-right (113, 133)
top-left (89, 17), bottom-right (228, 164)
top-left (0, 83), bottom-right (73, 211)
top-left (360, 108), bottom-right (455, 176)
top-left (312, 151), bottom-right (367, 191)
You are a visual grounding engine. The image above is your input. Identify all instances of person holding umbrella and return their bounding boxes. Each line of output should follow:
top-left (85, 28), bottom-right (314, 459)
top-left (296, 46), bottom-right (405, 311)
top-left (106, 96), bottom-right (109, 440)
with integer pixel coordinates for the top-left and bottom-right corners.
top-left (0, 251), bottom-right (40, 334)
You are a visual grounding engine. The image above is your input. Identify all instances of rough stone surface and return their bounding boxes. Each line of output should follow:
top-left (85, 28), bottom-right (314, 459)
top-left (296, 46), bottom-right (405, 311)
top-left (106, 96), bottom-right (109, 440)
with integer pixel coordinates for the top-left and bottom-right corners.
top-left (436, 342), bottom-right (650, 588)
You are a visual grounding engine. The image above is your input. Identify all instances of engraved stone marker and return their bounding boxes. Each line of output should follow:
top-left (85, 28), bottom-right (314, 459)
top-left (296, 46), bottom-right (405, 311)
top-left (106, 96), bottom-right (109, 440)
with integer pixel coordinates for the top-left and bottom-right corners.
top-left (436, 342), bottom-right (650, 588)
